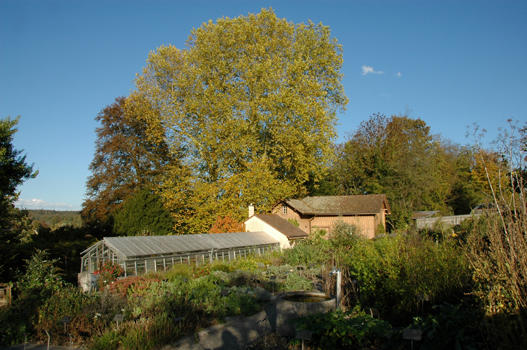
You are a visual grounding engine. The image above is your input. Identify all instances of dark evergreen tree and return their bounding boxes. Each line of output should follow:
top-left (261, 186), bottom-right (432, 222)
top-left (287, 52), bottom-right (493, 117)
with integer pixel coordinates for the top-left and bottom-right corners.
top-left (112, 187), bottom-right (174, 236)
top-left (0, 117), bottom-right (37, 281)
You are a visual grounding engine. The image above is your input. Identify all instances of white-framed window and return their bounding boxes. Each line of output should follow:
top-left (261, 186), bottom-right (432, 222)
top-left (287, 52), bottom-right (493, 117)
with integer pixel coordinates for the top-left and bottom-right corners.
top-left (283, 205), bottom-right (288, 214)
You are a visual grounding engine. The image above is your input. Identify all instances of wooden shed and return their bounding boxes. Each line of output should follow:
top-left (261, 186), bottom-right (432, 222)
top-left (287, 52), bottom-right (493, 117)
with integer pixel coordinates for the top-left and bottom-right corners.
top-left (272, 194), bottom-right (390, 239)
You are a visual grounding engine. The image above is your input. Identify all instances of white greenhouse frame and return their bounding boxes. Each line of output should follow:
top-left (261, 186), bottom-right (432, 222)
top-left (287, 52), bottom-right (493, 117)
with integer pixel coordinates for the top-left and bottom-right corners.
top-left (80, 232), bottom-right (280, 277)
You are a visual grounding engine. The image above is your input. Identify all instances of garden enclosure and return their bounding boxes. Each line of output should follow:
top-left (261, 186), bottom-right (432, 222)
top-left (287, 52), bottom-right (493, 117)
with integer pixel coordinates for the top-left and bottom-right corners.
top-left (80, 232), bottom-right (280, 277)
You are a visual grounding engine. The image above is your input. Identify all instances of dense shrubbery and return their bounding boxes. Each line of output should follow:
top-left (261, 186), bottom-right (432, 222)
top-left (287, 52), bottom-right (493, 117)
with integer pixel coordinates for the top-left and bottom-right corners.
top-left (2, 214), bottom-right (525, 349)
top-left (296, 308), bottom-right (394, 349)
top-left (282, 226), bottom-right (523, 349)
top-left (86, 255), bottom-right (321, 349)
top-left (283, 227), bottom-right (472, 324)
top-left (1, 250), bottom-right (320, 348)
top-left (0, 251), bottom-right (66, 345)
top-left (344, 234), bottom-right (472, 324)
top-left (408, 301), bottom-right (485, 350)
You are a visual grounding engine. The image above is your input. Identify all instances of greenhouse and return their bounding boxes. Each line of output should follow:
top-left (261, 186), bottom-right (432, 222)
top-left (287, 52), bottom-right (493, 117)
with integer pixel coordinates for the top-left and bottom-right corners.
top-left (80, 231), bottom-right (280, 277)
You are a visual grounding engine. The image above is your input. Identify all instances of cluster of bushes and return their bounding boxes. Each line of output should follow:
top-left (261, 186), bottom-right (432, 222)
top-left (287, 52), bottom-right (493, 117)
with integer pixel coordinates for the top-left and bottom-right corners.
top-left (284, 226), bottom-right (472, 319)
top-left (0, 250), bottom-right (323, 349)
top-left (3, 209), bottom-right (525, 349)
top-left (285, 214), bottom-right (526, 349)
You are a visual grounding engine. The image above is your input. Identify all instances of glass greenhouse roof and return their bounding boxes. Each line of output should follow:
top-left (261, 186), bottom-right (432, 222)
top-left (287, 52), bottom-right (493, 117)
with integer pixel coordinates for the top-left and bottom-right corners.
top-left (82, 231), bottom-right (279, 259)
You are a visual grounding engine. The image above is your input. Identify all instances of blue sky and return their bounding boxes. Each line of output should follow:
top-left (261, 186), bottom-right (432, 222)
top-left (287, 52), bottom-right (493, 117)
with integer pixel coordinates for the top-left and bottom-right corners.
top-left (1, 0), bottom-right (526, 211)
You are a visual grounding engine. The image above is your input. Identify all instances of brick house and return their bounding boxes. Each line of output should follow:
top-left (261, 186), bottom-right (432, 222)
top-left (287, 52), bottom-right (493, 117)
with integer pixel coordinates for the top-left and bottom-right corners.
top-left (271, 195), bottom-right (390, 239)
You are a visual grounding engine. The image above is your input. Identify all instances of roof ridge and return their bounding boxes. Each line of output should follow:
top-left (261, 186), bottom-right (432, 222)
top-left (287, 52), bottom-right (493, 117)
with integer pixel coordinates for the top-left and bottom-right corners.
top-left (304, 194), bottom-right (386, 198)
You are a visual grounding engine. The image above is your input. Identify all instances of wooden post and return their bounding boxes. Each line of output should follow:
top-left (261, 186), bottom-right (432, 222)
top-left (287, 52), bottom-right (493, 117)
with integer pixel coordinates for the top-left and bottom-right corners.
top-left (95, 244), bottom-right (100, 270)
top-left (134, 261), bottom-right (138, 276)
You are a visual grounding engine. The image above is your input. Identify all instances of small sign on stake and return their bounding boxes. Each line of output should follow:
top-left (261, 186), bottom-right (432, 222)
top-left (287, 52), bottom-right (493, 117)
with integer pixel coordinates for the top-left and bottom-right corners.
top-left (113, 313), bottom-right (124, 328)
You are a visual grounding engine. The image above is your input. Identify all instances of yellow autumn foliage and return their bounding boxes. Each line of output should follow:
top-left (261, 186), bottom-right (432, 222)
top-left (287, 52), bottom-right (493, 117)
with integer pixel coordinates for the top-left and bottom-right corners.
top-left (133, 8), bottom-right (347, 233)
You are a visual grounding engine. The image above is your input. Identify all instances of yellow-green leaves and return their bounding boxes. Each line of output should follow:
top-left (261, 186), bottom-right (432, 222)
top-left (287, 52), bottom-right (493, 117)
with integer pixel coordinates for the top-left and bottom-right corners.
top-left (134, 8), bottom-right (347, 233)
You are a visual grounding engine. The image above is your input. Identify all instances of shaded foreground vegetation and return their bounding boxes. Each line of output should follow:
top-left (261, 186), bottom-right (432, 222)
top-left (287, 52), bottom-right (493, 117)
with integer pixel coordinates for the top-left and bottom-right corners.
top-left (2, 209), bottom-right (526, 349)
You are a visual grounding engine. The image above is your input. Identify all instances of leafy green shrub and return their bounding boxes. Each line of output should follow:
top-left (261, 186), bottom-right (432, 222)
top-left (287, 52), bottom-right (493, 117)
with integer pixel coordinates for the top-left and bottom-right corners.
top-left (330, 220), bottom-right (357, 239)
top-left (209, 262), bottom-right (233, 273)
top-left (89, 329), bottom-right (120, 350)
top-left (284, 273), bottom-right (313, 291)
top-left (0, 302), bottom-right (30, 345)
top-left (16, 250), bottom-right (64, 299)
top-left (36, 285), bottom-right (99, 343)
top-left (164, 263), bottom-right (193, 281)
top-left (229, 258), bottom-right (260, 272)
top-left (296, 308), bottom-right (393, 349)
top-left (222, 286), bottom-right (262, 316)
top-left (408, 302), bottom-right (484, 350)
top-left (283, 238), bottom-right (329, 266)
top-left (0, 250), bottom-right (65, 345)
top-left (263, 264), bottom-right (321, 293)
top-left (340, 234), bottom-right (472, 324)
top-left (119, 312), bottom-right (177, 350)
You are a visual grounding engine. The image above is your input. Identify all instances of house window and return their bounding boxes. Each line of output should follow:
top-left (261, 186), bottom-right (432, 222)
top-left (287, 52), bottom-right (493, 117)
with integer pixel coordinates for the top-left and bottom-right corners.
top-left (283, 205), bottom-right (288, 214)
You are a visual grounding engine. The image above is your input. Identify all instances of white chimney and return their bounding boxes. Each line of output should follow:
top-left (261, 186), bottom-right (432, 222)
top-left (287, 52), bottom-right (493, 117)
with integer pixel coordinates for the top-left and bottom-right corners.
top-left (248, 203), bottom-right (255, 218)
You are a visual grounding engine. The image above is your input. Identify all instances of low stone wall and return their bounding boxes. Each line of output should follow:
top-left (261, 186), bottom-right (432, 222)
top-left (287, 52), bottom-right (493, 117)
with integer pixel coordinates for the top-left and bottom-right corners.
top-left (274, 292), bottom-right (336, 336)
top-left (163, 309), bottom-right (271, 350)
top-left (162, 292), bottom-right (335, 350)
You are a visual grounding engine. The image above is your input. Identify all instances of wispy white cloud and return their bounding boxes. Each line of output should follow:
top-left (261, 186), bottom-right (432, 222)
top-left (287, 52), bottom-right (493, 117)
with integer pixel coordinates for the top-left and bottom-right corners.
top-left (361, 65), bottom-right (384, 76)
top-left (396, 72), bottom-right (403, 78)
top-left (15, 198), bottom-right (77, 211)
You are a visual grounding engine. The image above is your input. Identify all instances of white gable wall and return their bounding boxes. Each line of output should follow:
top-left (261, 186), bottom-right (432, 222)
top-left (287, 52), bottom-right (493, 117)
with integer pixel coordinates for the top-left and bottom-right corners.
top-left (244, 216), bottom-right (291, 249)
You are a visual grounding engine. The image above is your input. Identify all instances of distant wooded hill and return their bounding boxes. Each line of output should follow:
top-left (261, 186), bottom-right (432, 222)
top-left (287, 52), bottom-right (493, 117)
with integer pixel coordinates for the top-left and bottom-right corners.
top-left (27, 209), bottom-right (82, 229)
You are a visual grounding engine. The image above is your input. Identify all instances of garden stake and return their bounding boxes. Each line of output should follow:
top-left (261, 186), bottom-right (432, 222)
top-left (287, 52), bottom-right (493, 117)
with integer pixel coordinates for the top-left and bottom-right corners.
top-left (330, 268), bottom-right (341, 309)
